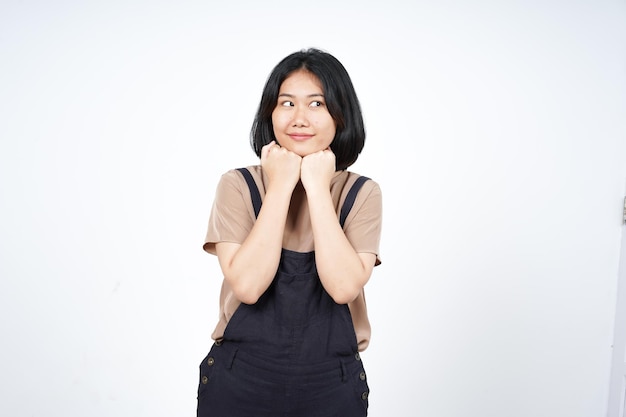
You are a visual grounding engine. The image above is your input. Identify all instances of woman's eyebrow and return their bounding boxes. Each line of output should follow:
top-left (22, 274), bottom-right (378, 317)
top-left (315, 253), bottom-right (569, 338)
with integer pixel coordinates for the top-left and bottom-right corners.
top-left (278, 93), bottom-right (325, 98)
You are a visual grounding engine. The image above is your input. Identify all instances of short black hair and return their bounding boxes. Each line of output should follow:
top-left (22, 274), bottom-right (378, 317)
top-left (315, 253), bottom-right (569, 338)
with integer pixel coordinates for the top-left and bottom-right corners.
top-left (250, 48), bottom-right (366, 171)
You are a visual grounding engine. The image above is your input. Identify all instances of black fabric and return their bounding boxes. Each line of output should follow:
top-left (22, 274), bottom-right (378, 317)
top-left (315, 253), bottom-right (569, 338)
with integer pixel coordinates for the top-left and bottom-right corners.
top-left (339, 175), bottom-right (370, 228)
top-left (236, 167), bottom-right (262, 218)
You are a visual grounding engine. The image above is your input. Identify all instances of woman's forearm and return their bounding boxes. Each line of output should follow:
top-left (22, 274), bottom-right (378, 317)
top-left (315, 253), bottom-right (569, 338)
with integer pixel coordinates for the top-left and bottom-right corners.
top-left (306, 190), bottom-right (375, 304)
top-left (217, 187), bottom-right (292, 304)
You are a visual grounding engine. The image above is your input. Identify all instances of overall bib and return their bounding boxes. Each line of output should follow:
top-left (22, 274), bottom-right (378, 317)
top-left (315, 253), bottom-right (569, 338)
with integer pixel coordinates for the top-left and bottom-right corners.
top-left (197, 168), bottom-right (370, 417)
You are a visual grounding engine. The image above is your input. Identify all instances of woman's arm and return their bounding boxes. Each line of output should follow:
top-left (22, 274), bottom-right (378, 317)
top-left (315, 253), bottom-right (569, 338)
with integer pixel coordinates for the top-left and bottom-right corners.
top-left (216, 142), bottom-right (301, 305)
top-left (301, 150), bottom-right (377, 305)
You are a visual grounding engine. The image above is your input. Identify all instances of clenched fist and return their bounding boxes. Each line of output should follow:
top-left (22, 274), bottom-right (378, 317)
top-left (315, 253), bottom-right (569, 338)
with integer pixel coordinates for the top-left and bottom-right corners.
top-left (261, 141), bottom-right (302, 193)
top-left (301, 148), bottom-right (336, 194)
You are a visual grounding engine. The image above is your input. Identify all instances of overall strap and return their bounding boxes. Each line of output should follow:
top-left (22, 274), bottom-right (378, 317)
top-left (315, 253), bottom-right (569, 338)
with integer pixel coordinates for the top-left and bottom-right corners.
top-left (339, 176), bottom-right (370, 228)
top-left (236, 168), bottom-right (262, 218)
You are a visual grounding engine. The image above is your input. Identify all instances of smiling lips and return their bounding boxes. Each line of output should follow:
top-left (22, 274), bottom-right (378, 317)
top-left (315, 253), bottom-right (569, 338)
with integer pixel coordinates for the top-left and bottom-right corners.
top-left (288, 133), bottom-right (314, 141)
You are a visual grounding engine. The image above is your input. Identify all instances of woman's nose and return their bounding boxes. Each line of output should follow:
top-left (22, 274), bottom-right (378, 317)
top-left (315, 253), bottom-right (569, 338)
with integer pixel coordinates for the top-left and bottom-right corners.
top-left (292, 107), bottom-right (309, 127)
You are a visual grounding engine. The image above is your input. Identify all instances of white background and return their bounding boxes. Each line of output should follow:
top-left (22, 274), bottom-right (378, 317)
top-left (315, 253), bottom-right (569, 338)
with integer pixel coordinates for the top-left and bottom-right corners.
top-left (1, 1), bottom-right (625, 416)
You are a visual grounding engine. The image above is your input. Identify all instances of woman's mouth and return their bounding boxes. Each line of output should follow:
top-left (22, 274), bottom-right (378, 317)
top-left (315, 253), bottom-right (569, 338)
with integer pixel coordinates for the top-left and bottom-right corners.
top-left (288, 133), bottom-right (314, 141)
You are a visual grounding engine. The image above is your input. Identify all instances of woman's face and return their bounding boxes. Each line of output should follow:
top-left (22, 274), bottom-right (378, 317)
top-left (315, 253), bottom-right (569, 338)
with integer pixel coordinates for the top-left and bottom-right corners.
top-left (272, 69), bottom-right (336, 157)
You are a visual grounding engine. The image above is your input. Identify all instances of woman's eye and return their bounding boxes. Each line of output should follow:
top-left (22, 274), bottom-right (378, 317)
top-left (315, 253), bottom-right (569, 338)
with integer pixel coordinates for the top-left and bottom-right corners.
top-left (280, 101), bottom-right (294, 107)
top-left (310, 101), bottom-right (323, 107)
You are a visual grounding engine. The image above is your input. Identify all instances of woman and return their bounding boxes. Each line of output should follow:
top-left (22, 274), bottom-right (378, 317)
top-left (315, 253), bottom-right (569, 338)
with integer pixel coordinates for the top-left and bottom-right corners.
top-left (198, 48), bottom-right (382, 417)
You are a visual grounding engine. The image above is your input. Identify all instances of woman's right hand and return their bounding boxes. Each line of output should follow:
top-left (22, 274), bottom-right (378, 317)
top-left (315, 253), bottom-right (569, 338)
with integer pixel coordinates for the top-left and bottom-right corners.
top-left (261, 141), bottom-right (302, 192)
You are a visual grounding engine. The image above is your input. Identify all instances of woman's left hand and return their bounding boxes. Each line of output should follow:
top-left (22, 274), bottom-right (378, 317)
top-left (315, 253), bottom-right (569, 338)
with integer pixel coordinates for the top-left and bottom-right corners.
top-left (300, 148), bottom-right (335, 194)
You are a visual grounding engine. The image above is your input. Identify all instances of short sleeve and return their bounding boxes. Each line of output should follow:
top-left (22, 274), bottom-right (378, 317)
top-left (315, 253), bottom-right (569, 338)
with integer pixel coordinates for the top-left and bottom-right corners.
top-left (343, 180), bottom-right (382, 265)
top-left (202, 170), bottom-right (256, 255)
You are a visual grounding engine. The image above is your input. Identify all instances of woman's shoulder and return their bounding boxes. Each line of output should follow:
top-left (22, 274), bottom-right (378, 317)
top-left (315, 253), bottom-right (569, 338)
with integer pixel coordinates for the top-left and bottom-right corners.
top-left (337, 170), bottom-right (381, 193)
top-left (219, 165), bottom-right (263, 182)
top-left (215, 165), bottom-right (265, 198)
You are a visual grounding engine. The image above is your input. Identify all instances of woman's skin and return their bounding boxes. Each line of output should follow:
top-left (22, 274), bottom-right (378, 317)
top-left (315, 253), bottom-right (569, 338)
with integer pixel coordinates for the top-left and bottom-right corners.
top-left (215, 69), bottom-right (376, 305)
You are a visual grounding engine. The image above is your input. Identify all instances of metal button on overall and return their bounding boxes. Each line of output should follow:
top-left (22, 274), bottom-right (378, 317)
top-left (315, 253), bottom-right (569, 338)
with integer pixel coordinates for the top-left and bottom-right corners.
top-left (207, 357), bottom-right (215, 366)
top-left (201, 376), bottom-right (208, 384)
top-left (359, 371), bottom-right (366, 381)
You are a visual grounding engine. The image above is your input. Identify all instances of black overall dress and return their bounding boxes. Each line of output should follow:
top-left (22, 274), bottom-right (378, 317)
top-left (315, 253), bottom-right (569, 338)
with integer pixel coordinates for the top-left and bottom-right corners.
top-left (197, 168), bottom-right (371, 417)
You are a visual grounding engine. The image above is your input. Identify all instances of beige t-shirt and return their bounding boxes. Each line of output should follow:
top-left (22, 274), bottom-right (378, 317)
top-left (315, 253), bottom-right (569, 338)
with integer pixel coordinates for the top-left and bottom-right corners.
top-left (203, 165), bottom-right (382, 351)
